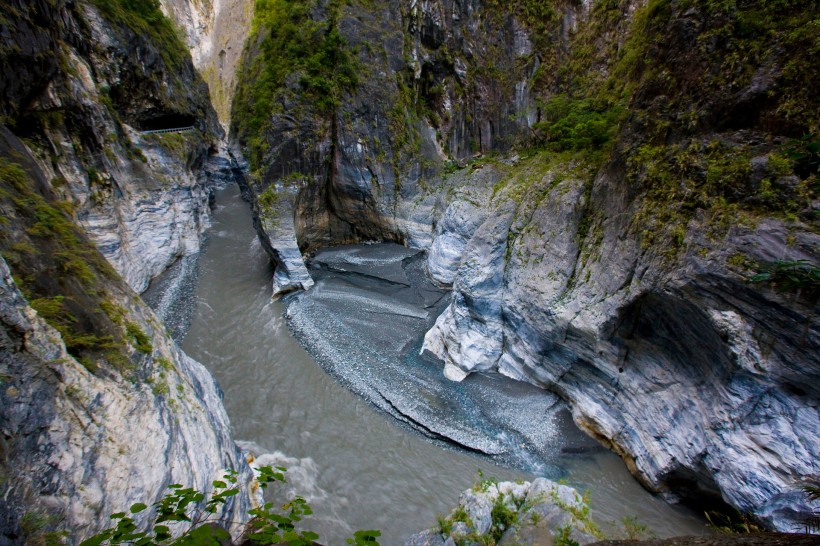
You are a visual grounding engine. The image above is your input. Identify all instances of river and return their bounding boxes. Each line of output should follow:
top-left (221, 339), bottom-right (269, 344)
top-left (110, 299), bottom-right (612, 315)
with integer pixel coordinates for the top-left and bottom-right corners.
top-left (144, 184), bottom-right (707, 545)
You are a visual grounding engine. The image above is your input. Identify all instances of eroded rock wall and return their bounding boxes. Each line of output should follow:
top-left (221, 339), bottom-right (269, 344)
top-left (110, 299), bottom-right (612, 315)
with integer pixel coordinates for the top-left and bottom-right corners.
top-left (160, 0), bottom-right (255, 126)
top-left (415, 0), bottom-right (820, 530)
top-left (0, 0), bottom-right (259, 541)
top-left (230, 0), bottom-right (584, 294)
top-left (234, 0), bottom-right (820, 531)
top-left (0, 130), bottom-right (254, 543)
top-left (422, 153), bottom-right (819, 531)
top-left (1, 0), bottom-right (222, 293)
top-left (0, 256), bottom-right (254, 543)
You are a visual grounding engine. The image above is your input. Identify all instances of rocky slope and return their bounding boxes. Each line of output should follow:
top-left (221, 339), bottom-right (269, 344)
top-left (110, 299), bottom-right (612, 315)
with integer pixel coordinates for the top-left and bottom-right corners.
top-left (229, 0), bottom-right (554, 295)
top-left (422, 153), bottom-right (819, 531)
top-left (0, 0), bottom-right (256, 542)
top-left (407, 478), bottom-right (602, 546)
top-left (232, 0), bottom-right (820, 532)
top-left (408, 479), bottom-right (820, 546)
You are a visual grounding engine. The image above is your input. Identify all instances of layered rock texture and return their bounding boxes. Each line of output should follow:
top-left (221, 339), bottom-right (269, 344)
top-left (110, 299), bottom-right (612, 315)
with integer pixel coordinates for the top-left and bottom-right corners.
top-left (0, 0), bottom-right (255, 542)
top-left (1, 0), bottom-right (223, 293)
top-left (0, 129), bottom-right (254, 543)
top-left (233, 0), bottom-right (820, 532)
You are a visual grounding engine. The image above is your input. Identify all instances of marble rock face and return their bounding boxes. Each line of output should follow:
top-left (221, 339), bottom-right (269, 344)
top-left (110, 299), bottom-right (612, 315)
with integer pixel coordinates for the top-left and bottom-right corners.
top-left (0, 1), bottom-right (254, 541)
top-left (421, 161), bottom-right (820, 532)
top-left (224, 0), bottom-right (818, 532)
top-left (405, 478), bottom-right (599, 546)
top-left (80, 129), bottom-right (215, 294)
top-left (4, 0), bottom-right (225, 295)
top-left (0, 255), bottom-right (256, 542)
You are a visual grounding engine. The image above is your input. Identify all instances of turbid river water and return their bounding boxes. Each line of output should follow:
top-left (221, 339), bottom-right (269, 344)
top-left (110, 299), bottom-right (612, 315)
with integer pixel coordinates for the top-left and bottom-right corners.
top-left (145, 184), bottom-right (707, 545)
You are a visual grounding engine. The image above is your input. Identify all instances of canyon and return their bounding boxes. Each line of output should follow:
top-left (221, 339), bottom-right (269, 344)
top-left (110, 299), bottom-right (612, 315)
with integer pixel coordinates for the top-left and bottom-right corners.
top-left (229, 0), bottom-right (819, 535)
top-left (0, 0), bottom-right (818, 543)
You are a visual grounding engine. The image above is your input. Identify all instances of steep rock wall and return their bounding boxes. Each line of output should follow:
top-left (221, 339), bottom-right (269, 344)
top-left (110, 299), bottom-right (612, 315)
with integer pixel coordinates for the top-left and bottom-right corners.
top-left (0, 257), bottom-right (255, 543)
top-left (160, 0), bottom-right (254, 126)
top-left (0, 0), bottom-right (223, 293)
top-left (0, 0), bottom-right (259, 541)
top-left (422, 152), bottom-right (819, 531)
top-left (0, 130), bottom-right (255, 543)
top-left (230, 0), bottom-right (576, 294)
top-left (420, 0), bottom-right (820, 530)
top-left (233, 0), bottom-right (820, 531)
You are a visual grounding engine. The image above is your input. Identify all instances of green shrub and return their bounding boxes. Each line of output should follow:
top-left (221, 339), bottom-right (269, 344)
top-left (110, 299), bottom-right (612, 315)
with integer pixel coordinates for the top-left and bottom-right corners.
top-left (233, 0), bottom-right (358, 169)
top-left (533, 95), bottom-right (624, 153)
top-left (704, 509), bottom-right (764, 534)
top-left (750, 260), bottom-right (820, 293)
top-left (489, 495), bottom-right (518, 543)
top-left (785, 135), bottom-right (820, 178)
top-left (620, 515), bottom-right (653, 540)
top-left (19, 511), bottom-right (67, 546)
top-left (80, 466), bottom-right (379, 546)
top-left (125, 321), bottom-right (152, 354)
top-left (0, 158), bottom-right (135, 370)
top-left (553, 524), bottom-right (579, 546)
top-left (436, 514), bottom-right (453, 535)
top-left (151, 380), bottom-right (169, 397)
top-left (346, 530), bottom-right (381, 545)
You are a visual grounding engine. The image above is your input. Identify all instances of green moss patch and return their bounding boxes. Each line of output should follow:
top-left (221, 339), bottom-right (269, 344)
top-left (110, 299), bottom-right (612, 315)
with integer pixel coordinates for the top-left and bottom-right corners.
top-left (0, 157), bottom-right (146, 371)
top-left (533, 94), bottom-right (625, 155)
top-left (627, 138), bottom-right (817, 258)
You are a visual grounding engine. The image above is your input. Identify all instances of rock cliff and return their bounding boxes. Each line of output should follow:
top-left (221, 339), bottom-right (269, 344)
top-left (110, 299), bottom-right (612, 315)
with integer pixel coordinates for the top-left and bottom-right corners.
top-left (0, 0), bottom-right (256, 542)
top-left (233, 0), bottom-right (820, 531)
top-left (422, 152), bottom-right (819, 532)
top-left (230, 0), bottom-right (561, 295)
top-left (160, 0), bottom-right (254, 127)
top-left (0, 129), bottom-right (254, 543)
top-left (1, 0), bottom-right (223, 293)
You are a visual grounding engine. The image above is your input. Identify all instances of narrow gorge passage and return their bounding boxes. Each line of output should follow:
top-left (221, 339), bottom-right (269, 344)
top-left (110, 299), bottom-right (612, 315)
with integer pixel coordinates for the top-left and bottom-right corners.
top-left (2, 0), bottom-right (816, 541)
top-left (147, 184), bottom-right (706, 544)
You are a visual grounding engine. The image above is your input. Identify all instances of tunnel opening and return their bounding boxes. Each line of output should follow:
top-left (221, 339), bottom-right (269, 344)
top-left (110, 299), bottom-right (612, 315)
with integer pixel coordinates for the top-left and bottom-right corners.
top-left (138, 113), bottom-right (196, 132)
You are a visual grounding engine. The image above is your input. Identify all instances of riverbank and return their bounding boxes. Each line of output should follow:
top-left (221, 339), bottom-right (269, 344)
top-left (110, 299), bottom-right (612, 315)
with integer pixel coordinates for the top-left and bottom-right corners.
top-left (145, 184), bottom-right (707, 544)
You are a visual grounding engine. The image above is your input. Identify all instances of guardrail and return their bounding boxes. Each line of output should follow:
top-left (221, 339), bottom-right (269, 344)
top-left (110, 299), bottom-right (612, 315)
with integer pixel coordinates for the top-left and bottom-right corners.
top-left (141, 126), bottom-right (195, 135)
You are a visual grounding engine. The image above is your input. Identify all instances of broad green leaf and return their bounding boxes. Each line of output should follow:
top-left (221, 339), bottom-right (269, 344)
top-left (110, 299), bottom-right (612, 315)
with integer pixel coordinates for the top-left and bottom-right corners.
top-left (154, 524), bottom-right (172, 541)
top-left (79, 532), bottom-right (110, 546)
